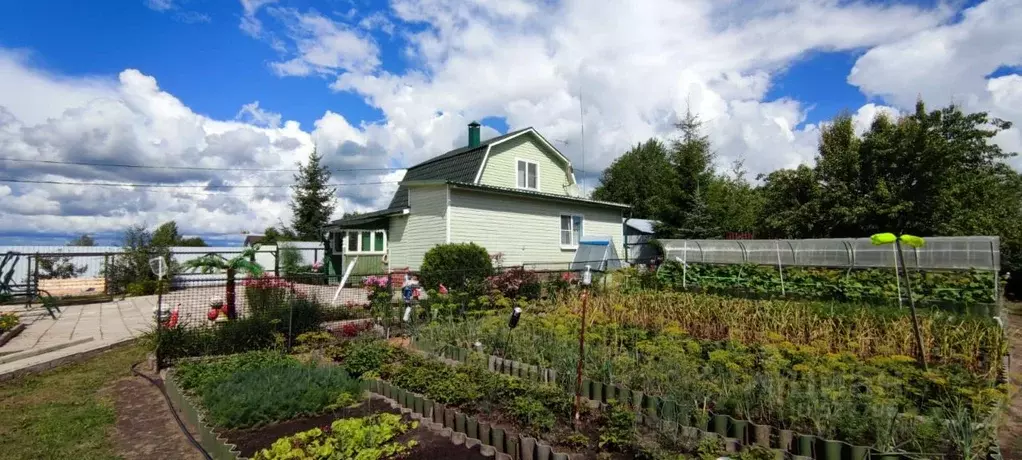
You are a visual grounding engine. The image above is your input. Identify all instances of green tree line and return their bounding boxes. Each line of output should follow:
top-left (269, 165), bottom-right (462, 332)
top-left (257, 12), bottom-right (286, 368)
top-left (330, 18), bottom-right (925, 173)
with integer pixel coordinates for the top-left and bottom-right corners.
top-left (593, 101), bottom-right (1022, 295)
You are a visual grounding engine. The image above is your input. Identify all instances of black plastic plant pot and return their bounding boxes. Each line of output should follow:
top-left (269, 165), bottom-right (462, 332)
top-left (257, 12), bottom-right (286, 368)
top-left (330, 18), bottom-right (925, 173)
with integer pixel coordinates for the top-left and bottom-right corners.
top-left (492, 428), bottom-right (506, 453)
top-left (582, 379), bottom-right (594, 400)
top-left (536, 443), bottom-right (552, 460)
top-left (422, 398), bottom-right (434, 419)
top-left (433, 402), bottom-right (444, 424)
top-left (797, 434), bottom-right (816, 457)
top-left (444, 408), bottom-right (456, 429)
top-left (645, 395), bottom-right (660, 419)
top-left (751, 422), bottom-right (771, 447)
top-left (507, 436), bottom-right (520, 458)
top-left (848, 445), bottom-right (870, 460)
top-left (776, 429), bottom-right (794, 451)
top-left (521, 437), bottom-right (536, 460)
top-left (819, 439), bottom-right (842, 460)
top-left (712, 414), bottom-right (729, 436)
top-left (479, 422), bottom-right (491, 446)
top-left (603, 384), bottom-right (615, 403)
top-left (729, 419), bottom-right (749, 444)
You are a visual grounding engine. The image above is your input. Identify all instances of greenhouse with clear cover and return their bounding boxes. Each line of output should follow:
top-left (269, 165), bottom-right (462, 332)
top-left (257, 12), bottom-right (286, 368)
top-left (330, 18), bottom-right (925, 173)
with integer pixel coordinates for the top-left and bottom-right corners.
top-left (657, 236), bottom-right (1004, 316)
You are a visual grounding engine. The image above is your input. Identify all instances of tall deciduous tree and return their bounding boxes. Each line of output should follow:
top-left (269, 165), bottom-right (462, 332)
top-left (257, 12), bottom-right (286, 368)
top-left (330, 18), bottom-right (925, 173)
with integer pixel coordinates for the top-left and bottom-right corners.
top-left (592, 139), bottom-right (676, 219)
top-left (755, 101), bottom-right (1022, 290)
top-left (290, 149), bottom-right (336, 241)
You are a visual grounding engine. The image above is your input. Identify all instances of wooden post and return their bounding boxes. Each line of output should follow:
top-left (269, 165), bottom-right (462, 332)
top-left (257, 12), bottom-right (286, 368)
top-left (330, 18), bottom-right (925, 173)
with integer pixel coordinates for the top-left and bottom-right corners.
top-left (573, 287), bottom-right (589, 428)
top-left (226, 267), bottom-right (237, 320)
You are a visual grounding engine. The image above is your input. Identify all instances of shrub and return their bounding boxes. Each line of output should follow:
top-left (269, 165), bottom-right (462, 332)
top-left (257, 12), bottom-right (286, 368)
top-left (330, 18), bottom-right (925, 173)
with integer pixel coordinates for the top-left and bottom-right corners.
top-left (200, 364), bottom-right (362, 428)
top-left (277, 243), bottom-right (305, 276)
top-left (252, 413), bottom-right (417, 460)
top-left (508, 396), bottom-right (556, 432)
top-left (486, 267), bottom-right (541, 300)
top-left (154, 315), bottom-right (279, 363)
top-left (0, 312), bottom-right (19, 332)
top-left (419, 243), bottom-right (493, 292)
top-left (598, 399), bottom-right (637, 452)
top-left (336, 338), bottom-right (396, 378)
top-left (125, 279), bottom-right (170, 296)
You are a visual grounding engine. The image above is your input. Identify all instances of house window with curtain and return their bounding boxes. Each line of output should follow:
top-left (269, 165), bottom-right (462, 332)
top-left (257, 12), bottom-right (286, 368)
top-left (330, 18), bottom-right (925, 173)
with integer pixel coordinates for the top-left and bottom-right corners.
top-left (560, 214), bottom-right (583, 248)
top-left (516, 159), bottom-right (538, 190)
top-left (337, 230), bottom-right (387, 254)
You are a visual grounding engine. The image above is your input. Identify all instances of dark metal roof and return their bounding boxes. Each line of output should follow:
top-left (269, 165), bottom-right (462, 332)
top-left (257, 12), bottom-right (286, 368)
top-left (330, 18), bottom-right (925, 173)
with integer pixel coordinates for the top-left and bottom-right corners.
top-left (386, 128), bottom-right (533, 210)
top-left (446, 181), bottom-right (630, 209)
top-left (327, 208), bottom-right (407, 228)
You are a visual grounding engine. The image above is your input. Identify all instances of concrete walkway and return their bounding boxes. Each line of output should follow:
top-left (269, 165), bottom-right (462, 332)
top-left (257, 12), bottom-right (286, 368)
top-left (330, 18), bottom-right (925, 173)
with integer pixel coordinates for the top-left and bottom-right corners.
top-left (0, 296), bottom-right (155, 380)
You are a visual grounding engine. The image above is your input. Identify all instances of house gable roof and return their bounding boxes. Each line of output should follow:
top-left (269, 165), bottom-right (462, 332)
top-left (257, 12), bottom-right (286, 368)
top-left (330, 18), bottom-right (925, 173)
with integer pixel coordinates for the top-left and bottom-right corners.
top-left (386, 127), bottom-right (532, 210)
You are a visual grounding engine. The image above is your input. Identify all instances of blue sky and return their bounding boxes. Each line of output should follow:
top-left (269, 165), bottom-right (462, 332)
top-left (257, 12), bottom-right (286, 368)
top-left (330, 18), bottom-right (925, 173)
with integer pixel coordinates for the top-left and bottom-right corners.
top-left (2, 1), bottom-right (872, 131)
top-left (0, 0), bottom-right (1019, 245)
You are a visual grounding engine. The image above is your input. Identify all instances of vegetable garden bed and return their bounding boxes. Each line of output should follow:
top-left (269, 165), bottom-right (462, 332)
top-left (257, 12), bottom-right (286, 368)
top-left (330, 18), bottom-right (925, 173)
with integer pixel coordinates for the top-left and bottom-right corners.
top-left (166, 350), bottom-right (495, 460)
top-left (414, 292), bottom-right (1008, 459)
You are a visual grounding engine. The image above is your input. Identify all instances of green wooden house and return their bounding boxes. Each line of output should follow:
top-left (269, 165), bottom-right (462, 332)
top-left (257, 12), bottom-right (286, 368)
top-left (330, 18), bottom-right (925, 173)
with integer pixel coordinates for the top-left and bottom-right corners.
top-left (324, 122), bottom-right (629, 276)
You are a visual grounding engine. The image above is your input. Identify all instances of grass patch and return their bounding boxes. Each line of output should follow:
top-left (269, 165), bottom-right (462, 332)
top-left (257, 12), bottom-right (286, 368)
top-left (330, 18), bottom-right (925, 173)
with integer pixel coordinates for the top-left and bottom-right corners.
top-left (0, 343), bottom-right (146, 460)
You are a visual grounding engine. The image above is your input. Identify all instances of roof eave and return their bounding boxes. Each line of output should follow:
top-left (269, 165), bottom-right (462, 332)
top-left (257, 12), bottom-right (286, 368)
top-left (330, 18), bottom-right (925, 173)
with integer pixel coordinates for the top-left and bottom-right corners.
top-left (448, 182), bottom-right (630, 209)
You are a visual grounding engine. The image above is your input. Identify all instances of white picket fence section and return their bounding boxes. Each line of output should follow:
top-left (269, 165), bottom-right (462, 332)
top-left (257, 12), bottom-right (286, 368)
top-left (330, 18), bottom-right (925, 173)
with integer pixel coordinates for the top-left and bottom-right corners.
top-left (0, 242), bottom-right (327, 283)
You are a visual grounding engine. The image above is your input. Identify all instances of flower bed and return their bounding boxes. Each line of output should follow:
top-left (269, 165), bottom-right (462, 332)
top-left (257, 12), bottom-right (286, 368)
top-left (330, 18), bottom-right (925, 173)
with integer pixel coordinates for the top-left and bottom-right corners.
top-left (414, 299), bottom-right (1006, 458)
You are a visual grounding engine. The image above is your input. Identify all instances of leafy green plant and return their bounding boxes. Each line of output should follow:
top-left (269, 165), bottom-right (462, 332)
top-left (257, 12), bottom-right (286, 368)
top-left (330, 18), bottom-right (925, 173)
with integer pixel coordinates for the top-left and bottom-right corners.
top-left (252, 413), bottom-right (417, 460)
top-left (0, 311), bottom-right (18, 332)
top-left (598, 399), bottom-right (637, 452)
top-left (200, 364), bottom-right (362, 429)
top-left (336, 338), bottom-right (396, 378)
top-left (508, 396), bottom-right (556, 433)
top-left (419, 243), bottom-right (493, 293)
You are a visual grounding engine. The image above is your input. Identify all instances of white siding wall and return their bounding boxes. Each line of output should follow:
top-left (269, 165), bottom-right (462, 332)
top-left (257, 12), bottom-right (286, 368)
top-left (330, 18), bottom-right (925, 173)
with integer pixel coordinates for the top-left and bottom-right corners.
top-left (387, 185), bottom-right (449, 270)
top-left (478, 135), bottom-right (574, 196)
top-left (449, 189), bottom-right (624, 268)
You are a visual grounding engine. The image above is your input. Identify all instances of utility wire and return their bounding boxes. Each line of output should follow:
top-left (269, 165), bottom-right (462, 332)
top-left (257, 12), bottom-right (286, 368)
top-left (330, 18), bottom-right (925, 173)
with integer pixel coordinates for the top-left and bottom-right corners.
top-left (0, 178), bottom-right (401, 188)
top-left (0, 156), bottom-right (405, 173)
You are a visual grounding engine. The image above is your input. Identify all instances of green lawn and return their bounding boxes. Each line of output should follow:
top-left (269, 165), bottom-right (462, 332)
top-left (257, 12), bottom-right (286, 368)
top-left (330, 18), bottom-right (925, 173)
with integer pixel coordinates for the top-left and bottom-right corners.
top-left (0, 344), bottom-right (146, 460)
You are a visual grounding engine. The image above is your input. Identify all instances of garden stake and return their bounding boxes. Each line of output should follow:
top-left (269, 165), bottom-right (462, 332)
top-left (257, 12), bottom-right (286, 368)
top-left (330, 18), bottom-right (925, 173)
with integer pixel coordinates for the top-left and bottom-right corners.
top-left (574, 266), bottom-right (592, 428)
top-left (895, 238), bottom-right (928, 371)
top-left (871, 233), bottom-right (928, 371)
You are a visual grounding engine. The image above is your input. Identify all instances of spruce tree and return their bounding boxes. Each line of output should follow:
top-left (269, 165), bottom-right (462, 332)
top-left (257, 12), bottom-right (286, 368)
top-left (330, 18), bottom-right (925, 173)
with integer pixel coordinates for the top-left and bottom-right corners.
top-left (290, 149), bottom-right (336, 241)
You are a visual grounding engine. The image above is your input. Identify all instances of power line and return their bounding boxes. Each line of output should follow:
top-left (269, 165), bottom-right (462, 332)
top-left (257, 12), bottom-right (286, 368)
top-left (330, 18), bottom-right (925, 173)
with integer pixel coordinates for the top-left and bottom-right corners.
top-left (0, 178), bottom-right (401, 188)
top-left (0, 157), bottom-right (406, 173)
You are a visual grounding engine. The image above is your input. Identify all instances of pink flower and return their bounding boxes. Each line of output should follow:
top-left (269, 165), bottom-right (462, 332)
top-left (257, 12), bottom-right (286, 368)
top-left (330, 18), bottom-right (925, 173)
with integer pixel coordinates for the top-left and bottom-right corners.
top-left (438, 284), bottom-right (448, 295)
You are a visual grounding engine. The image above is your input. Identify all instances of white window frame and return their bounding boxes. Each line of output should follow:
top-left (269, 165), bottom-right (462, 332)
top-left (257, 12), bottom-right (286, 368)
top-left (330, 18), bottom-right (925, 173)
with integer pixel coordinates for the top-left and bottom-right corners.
top-left (337, 230), bottom-right (388, 255)
top-left (559, 213), bottom-right (584, 249)
top-left (515, 158), bottom-right (540, 191)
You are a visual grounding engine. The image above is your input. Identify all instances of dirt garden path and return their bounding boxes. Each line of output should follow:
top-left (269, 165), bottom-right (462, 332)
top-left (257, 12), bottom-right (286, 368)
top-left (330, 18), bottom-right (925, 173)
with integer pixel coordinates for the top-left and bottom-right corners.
top-left (107, 370), bottom-right (205, 460)
top-left (998, 304), bottom-right (1022, 459)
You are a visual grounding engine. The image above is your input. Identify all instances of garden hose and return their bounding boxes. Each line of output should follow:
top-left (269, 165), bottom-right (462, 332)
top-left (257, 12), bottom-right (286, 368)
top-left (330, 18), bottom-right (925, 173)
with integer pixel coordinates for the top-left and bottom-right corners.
top-left (130, 361), bottom-right (214, 460)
